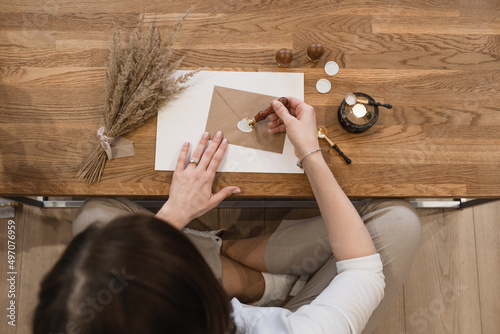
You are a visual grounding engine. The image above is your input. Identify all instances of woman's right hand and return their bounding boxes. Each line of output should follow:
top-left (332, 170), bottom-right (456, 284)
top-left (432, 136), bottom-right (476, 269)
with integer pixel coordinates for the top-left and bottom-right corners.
top-left (267, 97), bottom-right (320, 158)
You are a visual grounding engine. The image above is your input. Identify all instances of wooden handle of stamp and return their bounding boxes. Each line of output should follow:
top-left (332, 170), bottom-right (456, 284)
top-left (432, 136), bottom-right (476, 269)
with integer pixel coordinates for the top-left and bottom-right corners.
top-left (254, 97), bottom-right (289, 123)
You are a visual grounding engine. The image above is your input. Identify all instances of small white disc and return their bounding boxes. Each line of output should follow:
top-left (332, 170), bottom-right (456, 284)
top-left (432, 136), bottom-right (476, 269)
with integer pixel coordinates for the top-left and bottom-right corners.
top-left (324, 61), bottom-right (339, 76)
top-left (316, 79), bottom-right (331, 94)
top-left (345, 93), bottom-right (357, 106)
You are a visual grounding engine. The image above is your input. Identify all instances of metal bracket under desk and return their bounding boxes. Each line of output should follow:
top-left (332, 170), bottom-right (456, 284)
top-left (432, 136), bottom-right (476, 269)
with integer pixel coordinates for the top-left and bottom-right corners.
top-left (3, 197), bottom-right (499, 209)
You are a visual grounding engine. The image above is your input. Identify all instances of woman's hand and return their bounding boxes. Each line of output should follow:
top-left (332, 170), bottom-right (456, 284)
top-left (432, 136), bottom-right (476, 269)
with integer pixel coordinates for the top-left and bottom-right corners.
top-left (156, 131), bottom-right (240, 229)
top-left (267, 97), bottom-right (320, 158)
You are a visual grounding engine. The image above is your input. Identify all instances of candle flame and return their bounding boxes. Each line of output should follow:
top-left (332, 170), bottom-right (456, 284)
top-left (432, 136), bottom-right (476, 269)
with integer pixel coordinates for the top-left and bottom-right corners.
top-left (352, 103), bottom-right (367, 118)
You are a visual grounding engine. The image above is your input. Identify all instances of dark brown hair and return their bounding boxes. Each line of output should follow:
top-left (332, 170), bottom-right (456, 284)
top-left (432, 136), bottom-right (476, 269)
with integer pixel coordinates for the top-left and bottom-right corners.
top-left (33, 214), bottom-right (236, 334)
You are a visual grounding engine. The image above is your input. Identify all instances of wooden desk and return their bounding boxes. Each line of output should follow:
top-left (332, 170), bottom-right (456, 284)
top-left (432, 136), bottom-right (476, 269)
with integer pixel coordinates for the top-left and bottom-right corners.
top-left (1, 1), bottom-right (499, 198)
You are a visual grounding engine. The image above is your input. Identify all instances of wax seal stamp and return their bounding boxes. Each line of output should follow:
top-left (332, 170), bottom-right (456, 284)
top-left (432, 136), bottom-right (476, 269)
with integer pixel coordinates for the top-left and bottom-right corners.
top-left (276, 49), bottom-right (293, 68)
top-left (307, 43), bottom-right (325, 62)
top-left (237, 97), bottom-right (289, 133)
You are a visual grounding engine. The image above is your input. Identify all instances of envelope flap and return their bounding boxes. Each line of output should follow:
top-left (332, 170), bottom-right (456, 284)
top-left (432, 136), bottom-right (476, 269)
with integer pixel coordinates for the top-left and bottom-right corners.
top-left (214, 85), bottom-right (277, 119)
top-left (205, 88), bottom-right (242, 140)
top-left (205, 86), bottom-right (286, 154)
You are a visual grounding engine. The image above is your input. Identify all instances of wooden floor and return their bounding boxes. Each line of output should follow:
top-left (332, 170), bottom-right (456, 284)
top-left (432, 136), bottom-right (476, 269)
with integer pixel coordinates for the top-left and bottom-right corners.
top-left (0, 201), bottom-right (498, 333)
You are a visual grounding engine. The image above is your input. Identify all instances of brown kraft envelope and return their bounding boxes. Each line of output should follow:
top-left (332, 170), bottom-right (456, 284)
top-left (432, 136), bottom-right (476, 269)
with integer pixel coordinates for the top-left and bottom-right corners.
top-left (205, 86), bottom-right (286, 154)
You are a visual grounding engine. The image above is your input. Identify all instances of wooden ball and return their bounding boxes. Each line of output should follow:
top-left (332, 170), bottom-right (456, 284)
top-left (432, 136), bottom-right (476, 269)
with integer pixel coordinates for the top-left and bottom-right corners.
top-left (277, 97), bottom-right (289, 107)
top-left (307, 43), bottom-right (325, 62)
top-left (276, 48), bottom-right (293, 68)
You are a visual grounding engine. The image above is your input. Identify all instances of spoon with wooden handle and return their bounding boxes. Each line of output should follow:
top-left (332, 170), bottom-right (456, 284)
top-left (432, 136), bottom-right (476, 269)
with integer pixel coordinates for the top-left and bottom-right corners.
top-left (345, 93), bottom-right (392, 109)
top-left (317, 126), bottom-right (351, 164)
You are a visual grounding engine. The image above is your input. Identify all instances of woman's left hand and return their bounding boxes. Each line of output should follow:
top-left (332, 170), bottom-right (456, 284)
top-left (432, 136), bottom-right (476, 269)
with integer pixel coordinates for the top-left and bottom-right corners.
top-left (156, 131), bottom-right (241, 229)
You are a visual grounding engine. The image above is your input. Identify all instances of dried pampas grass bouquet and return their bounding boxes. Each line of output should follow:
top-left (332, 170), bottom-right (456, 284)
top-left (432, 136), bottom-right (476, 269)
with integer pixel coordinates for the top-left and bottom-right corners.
top-left (78, 8), bottom-right (199, 184)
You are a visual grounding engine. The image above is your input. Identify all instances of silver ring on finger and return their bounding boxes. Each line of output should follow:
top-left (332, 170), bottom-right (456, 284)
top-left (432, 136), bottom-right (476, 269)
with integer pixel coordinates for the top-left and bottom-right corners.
top-left (189, 159), bottom-right (199, 166)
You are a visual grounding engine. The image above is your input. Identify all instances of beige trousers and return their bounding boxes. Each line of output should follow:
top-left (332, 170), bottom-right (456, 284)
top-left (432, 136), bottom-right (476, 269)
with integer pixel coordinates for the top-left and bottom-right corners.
top-left (72, 198), bottom-right (421, 334)
top-left (265, 199), bottom-right (422, 333)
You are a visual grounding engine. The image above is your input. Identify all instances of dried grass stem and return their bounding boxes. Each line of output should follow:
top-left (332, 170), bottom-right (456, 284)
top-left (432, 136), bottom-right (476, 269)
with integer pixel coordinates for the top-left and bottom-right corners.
top-left (78, 8), bottom-right (198, 184)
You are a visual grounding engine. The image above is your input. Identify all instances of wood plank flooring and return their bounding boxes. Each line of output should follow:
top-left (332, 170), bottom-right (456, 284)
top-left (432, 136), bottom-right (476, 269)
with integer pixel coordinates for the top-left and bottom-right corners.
top-left (0, 200), bottom-right (498, 333)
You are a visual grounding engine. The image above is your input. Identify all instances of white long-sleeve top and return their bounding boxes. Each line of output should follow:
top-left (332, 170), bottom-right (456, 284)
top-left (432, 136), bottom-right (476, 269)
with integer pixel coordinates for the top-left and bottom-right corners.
top-left (231, 253), bottom-right (385, 334)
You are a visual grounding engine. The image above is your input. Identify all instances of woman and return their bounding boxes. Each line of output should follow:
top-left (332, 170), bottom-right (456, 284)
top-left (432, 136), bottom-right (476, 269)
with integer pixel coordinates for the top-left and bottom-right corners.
top-left (33, 98), bottom-right (421, 334)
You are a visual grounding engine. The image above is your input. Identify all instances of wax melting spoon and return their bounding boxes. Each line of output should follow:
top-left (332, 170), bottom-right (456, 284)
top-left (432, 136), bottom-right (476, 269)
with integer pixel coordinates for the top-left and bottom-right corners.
top-left (345, 93), bottom-right (392, 109)
top-left (237, 97), bottom-right (289, 133)
top-left (317, 126), bottom-right (351, 164)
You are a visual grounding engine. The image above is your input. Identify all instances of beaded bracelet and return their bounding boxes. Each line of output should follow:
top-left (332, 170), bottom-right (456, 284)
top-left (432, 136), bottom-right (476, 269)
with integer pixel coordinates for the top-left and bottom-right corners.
top-left (296, 148), bottom-right (321, 169)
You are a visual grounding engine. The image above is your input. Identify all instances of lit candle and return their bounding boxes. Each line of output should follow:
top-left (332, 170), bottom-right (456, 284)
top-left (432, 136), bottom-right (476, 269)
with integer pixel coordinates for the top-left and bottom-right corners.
top-left (352, 103), bottom-right (367, 118)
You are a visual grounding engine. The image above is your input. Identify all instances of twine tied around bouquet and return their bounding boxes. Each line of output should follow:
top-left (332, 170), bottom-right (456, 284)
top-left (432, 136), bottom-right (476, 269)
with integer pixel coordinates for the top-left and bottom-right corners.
top-left (96, 126), bottom-right (134, 160)
top-left (77, 127), bottom-right (135, 184)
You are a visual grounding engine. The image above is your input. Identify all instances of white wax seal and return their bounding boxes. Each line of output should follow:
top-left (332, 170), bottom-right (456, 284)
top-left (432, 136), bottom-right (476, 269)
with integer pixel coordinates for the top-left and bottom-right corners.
top-left (237, 118), bottom-right (253, 133)
top-left (316, 79), bottom-right (331, 94)
top-left (325, 61), bottom-right (339, 76)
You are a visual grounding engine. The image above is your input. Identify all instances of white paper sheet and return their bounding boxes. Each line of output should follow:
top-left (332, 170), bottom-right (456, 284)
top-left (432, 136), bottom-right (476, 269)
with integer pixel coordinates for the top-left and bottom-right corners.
top-left (155, 71), bottom-right (304, 173)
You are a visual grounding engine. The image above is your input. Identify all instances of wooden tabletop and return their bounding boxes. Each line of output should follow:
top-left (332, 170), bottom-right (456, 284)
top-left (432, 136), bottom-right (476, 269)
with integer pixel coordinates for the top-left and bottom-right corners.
top-left (1, 1), bottom-right (499, 198)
